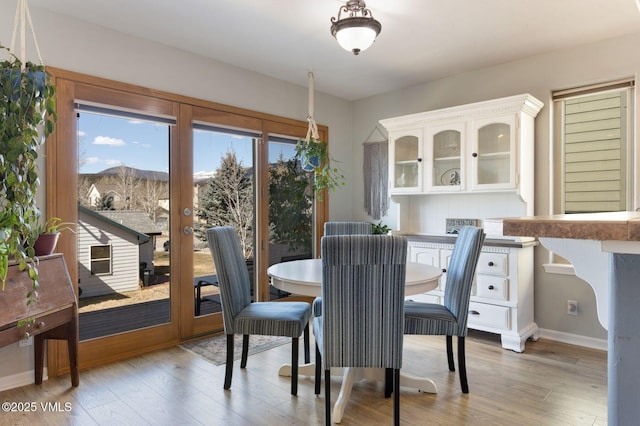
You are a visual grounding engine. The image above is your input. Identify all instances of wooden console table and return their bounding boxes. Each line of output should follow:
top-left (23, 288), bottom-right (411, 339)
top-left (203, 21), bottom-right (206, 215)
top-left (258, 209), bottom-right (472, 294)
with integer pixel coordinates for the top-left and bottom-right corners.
top-left (0, 254), bottom-right (79, 387)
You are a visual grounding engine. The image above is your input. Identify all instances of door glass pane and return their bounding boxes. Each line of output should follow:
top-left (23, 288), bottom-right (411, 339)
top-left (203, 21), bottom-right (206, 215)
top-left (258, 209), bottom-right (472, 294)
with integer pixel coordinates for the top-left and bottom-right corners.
top-left (77, 110), bottom-right (171, 340)
top-left (477, 123), bottom-right (510, 184)
top-left (432, 130), bottom-right (461, 187)
top-left (394, 135), bottom-right (419, 188)
top-left (192, 127), bottom-right (256, 316)
top-left (268, 137), bottom-right (313, 299)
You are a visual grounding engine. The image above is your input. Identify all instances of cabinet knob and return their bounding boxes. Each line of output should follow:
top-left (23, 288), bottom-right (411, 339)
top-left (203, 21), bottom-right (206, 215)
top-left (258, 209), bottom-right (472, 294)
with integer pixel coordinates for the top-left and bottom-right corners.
top-left (36, 321), bottom-right (45, 329)
top-left (488, 285), bottom-right (495, 290)
top-left (488, 261), bottom-right (494, 266)
top-left (472, 152), bottom-right (478, 158)
top-left (442, 268), bottom-right (447, 273)
top-left (417, 157), bottom-right (422, 162)
top-left (469, 310), bottom-right (480, 315)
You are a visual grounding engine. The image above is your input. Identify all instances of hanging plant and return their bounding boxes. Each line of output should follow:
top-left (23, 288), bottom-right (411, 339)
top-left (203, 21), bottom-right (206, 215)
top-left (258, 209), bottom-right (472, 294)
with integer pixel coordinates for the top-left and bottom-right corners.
top-left (297, 72), bottom-right (345, 200)
top-left (0, 42), bottom-right (57, 293)
top-left (295, 137), bottom-right (345, 199)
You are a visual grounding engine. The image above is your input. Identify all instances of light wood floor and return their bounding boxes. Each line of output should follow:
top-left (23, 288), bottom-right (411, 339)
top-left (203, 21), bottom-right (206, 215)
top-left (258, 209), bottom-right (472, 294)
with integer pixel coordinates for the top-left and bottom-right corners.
top-left (0, 331), bottom-right (607, 425)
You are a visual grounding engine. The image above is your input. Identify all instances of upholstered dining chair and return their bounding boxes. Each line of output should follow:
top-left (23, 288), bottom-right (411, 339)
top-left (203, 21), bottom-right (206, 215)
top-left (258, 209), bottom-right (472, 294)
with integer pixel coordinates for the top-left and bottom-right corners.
top-left (313, 234), bottom-right (407, 426)
top-left (312, 221), bottom-right (373, 317)
top-left (323, 221), bottom-right (372, 236)
top-left (206, 226), bottom-right (312, 396)
top-left (404, 226), bottom-right (485, 394)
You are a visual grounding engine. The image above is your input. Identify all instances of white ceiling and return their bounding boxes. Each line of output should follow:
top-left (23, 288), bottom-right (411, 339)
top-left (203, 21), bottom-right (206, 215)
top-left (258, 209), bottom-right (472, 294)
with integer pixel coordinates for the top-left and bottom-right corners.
top-left (28, 0), bottom-right (640, 101)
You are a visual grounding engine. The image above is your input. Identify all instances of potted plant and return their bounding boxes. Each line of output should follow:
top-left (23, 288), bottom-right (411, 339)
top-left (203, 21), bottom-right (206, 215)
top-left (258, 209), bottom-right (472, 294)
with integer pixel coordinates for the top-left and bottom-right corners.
top-left (295, 137), bottom-right (345, 199)
top-left (371, 221), bottom-right (391, 235)
top-left (0, 42), bottom-right (57, 292)
top-left (33, 218), bottom-right (75, 256)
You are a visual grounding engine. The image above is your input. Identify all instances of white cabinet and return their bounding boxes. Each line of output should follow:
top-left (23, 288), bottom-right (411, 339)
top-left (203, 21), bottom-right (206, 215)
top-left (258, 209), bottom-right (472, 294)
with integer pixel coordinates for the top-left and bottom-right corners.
top-left (380, 94), bottom-right (543, 205)
top-left (389, 128), bottom-right (424, 193)
top-left (408, 239), bottom-right (539, 353)
top-left (426, 121), bottom-right (465, 192)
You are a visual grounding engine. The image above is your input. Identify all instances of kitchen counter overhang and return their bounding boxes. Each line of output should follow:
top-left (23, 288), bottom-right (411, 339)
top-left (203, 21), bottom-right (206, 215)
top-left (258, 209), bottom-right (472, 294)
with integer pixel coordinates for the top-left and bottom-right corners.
top-left (484, 211), bottom-right (640, 426)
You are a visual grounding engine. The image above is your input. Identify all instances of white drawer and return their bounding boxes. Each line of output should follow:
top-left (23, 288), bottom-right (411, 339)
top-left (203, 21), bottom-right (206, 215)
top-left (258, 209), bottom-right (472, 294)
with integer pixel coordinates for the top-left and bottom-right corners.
top-left (476, 276), bottom-right (509, 301)
top-left (406, 293), bottom-right (440, 304)
top-left (476, 252), bottom-right (508, 276)
top-left (467, 301), bottom-right (510, 329)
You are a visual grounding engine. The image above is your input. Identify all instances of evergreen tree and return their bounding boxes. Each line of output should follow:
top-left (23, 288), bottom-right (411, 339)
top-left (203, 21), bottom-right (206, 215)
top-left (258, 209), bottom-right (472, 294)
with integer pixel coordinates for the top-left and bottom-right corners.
top-left (196, 150), bottom-right (254, 258)
top-left (268, 156), bottom-right (312, 252)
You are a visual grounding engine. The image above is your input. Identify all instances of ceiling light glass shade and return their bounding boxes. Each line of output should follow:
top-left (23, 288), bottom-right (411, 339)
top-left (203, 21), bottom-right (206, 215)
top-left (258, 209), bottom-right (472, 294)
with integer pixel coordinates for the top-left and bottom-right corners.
top-left (330, 1), bottom-right (382, 55)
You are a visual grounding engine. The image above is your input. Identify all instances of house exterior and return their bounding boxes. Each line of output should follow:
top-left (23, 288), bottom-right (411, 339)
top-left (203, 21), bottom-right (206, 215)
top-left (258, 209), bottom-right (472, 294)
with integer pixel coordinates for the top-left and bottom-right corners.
top-left (77, 206), bottom-right (161, 298)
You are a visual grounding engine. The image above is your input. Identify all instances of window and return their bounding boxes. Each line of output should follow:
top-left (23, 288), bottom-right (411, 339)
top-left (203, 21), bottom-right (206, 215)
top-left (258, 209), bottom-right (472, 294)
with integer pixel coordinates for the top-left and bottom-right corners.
top-left (90, 245), bottom-right (112, 275)
top-left (553, 80), bottom-right (634, 214)
top-left (548, 80), bottom-right (635, 272)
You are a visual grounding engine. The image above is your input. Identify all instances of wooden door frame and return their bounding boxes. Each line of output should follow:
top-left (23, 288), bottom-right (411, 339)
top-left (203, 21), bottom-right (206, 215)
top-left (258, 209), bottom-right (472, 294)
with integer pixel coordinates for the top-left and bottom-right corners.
top-left (45, 67), bottom-right (328, 375)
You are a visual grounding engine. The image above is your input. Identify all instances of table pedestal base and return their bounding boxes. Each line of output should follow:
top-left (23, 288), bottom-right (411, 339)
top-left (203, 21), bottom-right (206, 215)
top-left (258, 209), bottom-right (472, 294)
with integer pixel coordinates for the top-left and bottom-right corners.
top-left (278, 363), bottom-right (437, 423)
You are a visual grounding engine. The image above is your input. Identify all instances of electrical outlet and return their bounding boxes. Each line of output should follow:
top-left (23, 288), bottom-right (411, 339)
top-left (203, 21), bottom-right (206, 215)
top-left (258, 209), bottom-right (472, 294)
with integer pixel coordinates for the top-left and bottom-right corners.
top-left (567, 300), bottom-right (578, 315)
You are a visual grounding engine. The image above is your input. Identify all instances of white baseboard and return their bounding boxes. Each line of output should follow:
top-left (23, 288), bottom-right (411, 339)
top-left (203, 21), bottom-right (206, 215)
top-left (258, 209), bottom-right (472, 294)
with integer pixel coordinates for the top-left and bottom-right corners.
top-left (538, 328), bottom-right (607, 351)
top-left (0, 369), bottom-right (47, 393)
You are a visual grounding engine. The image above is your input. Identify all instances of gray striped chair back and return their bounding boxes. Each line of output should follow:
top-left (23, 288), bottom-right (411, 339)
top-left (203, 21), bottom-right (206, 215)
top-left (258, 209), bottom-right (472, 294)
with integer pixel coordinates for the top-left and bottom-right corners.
top-left (206, 226), bottom-right (252, 335)
top-left (324, 221), bottom-right (372, 236)
top-left (321, 234), bottom-right (407, 369)
top-left (443, 226), bottom-right (486, 331)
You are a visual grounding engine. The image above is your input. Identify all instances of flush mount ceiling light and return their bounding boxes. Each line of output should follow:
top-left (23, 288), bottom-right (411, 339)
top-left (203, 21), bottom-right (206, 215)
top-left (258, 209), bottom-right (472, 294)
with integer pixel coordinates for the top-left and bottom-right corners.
top-left (330, 0), bottom-right (382, 55)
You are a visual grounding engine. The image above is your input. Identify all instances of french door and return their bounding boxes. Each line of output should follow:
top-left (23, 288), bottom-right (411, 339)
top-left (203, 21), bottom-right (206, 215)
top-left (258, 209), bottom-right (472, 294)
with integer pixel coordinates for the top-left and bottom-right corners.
top-left (45, 68), bottom-right (327, 374)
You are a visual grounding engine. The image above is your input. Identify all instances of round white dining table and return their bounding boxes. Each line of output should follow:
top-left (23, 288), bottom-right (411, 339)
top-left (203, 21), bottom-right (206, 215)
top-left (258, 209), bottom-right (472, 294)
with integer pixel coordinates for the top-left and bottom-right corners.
top-left (267, 258), bottom-right (442, 423)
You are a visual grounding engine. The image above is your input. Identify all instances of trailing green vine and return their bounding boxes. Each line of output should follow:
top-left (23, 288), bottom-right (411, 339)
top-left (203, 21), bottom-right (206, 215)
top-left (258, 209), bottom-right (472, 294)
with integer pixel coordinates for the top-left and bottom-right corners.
top-left (0, 42), bottom-right (57, 304)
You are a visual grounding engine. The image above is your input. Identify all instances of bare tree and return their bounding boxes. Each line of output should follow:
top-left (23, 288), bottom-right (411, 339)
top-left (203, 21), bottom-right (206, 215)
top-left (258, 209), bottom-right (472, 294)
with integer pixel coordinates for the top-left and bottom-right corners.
top-left (115, 165), bottom-right (139, 210)
top-left (139, 178), bottom-right (167, 221)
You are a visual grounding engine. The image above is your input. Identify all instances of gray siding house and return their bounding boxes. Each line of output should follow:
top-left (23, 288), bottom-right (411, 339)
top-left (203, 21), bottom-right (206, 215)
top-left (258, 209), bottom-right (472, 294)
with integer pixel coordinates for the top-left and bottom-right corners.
top-left (78, 206), bottom-right (162, 298)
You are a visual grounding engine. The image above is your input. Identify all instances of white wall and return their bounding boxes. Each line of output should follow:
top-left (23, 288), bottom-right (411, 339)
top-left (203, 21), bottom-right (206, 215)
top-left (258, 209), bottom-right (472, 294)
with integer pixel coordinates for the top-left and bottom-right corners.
top-left (0, 4), bottom-right (354, 388)
top-left (352, 32), bottom-right (640, 341)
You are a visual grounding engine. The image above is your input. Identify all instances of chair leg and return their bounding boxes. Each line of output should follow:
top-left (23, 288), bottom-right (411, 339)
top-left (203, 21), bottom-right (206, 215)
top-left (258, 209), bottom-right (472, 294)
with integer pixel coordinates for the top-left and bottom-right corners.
top-left (315, 343), bottom-right (322, 395)
top-left (304, 322), bottom-right (310, 364)
top-left (240, 334), bottom-right (249, 368)
top-left (384, 368), bottom-right (393, 398)
top-left (224, 334), bottom-right (234, 390)
top-left (458, 336), bottom-right (469, 393)
top-left (446, 335), bottom-right (455, 372)
top-left (393, 368), bottom-right (400, 426)
top-left (325, 369), bottom-right (331, 426)
top-left (291, 337), bottom-right (299, 396)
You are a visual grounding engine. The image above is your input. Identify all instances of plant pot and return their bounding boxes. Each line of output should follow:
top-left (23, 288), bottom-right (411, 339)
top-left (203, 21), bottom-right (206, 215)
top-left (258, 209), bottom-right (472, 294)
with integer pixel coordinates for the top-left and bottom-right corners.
top-left (34, 232), bottom-right (60, 256)
top-left (302, 154), bottom-right (320, 172)
top-left (1, 69), bottom-right (47, 101)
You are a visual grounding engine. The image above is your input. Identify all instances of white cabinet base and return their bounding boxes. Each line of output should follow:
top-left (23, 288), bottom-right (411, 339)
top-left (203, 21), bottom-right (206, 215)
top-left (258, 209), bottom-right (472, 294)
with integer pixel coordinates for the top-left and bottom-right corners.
top-left (408, 240), bottom-right (537, 352)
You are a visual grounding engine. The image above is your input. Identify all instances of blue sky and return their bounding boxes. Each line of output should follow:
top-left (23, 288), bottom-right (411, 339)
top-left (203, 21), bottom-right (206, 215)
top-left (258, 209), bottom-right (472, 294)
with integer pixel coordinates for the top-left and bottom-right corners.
top-left (78, 112), bottom-right (297, 175)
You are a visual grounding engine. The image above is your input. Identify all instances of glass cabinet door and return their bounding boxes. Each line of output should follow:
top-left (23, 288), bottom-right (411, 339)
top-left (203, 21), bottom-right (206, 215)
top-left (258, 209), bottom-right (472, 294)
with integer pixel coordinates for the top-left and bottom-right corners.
top-left (472, 116), bottom-right (516, 189)
top-left (427, 122), bottom-right (464, 191)
top-left (390, 130), bottom-right (422, 192)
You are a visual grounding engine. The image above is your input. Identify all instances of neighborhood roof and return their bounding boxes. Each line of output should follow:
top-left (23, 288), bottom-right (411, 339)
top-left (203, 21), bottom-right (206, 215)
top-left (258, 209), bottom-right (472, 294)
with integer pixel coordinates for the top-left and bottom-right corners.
top-left (93, 210), bottom-right (163, 236)
top-left (78, 206), bottom-right (162, 243)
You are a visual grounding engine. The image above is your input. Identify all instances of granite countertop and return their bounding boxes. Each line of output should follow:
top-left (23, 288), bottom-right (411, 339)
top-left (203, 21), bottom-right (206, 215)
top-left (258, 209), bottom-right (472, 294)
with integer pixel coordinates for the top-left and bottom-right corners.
top-left (484, 211), bottom-right (640, 241)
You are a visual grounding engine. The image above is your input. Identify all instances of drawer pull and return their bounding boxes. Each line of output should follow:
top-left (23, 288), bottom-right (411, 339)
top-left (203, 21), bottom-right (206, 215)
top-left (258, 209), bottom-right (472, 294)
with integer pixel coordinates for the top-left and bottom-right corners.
top-left (469, 310), bottom-right (480, 315)
top-left (36, 321), bottom-right (46, 329)
top-left (488, 285), bottom-right (495, 290)
top-left (488, 261), bottom-right (494, 266)
top-left (442, 268), bottom-right (447, 273)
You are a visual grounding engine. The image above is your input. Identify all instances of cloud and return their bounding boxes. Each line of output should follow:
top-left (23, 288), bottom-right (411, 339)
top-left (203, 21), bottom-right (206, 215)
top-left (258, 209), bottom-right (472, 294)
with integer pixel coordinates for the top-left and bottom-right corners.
top-left (105, 159), bottom-right (122, 166)
top-left (93, 136), bottom-right (125, 146)
top-left (77, 130), bottom-right (87, 137)
top-left (84, 156), bottom-right (99, 165)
